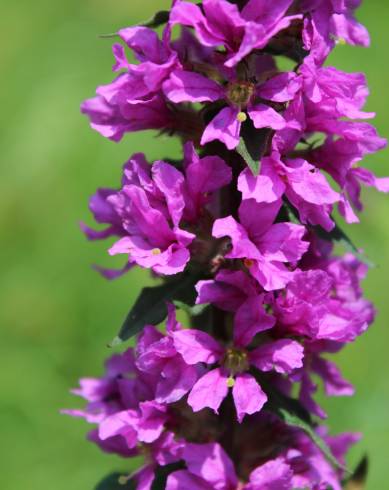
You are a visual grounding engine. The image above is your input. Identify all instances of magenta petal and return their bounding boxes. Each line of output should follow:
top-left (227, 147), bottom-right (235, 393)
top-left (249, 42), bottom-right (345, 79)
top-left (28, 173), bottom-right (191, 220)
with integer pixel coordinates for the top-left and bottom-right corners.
top-left (258, 72), bottom-right (301, 102)
top-left (312, 357), bottom-right (354, 397)
top-left (163, 70), bottom-right (224, 103)
top-left (352, 167), bottom-right (389, 193)
top-left (259, 222), bottom-right (309, 263)
top-left (166, 470), bottom-right (211, 490)
top-left (250, 339), bottom-right (304, 374)
top-left (284, 158), bottom-right (340, 205)
top-left (183, 442), bottom-right (238, 490)
top-left (250, 259), bottom-right (293, 291)
top-left (249, 104), bottom-right (286, 130)
top-left (152, 161), bottom-right (185, 226)
top-left (212, 215), bottom-right (260, 259)
top-left (247, 457), bottom-right (293, 490)
top-left (201, 107), bottom-right (241, 150)
top-left (234, 297), bottom-right (275, 347)
top-left (232, 374), bottom-right (267, 422)
top-left (238, 166), bottom-right (285, 203)
top-left (98, 409), bottom-right (139, 447)
top-left (156, 358), bottom-right (198, 404)
top-left (173, 329), bottom-right (223, 365)
top-left (137, 401), bottom-right (167, 443)
top-left (188, 368), bottom-right (228, 414)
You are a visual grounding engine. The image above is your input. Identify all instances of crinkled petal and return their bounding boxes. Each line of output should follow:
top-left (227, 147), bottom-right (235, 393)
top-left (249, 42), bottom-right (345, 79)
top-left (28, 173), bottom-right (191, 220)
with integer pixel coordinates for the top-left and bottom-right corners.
top-left (173, 329), bottom-right (223, 365)
top-left (232, 374), bottom-right (267, 422)
top-left (249, 103), bottom-right (286, 130)
top-left (201, 107), bottom-right (241, 150)
top-left (188, 368), bottom-right (228, 414)
top-left (247, 457), bottom-right (293, 490)
top-left (183, 442), bottom-right (238, 490)
top-left (163, 70), bottom-right (224, 103)
top-left (234, 297), bottom-right (275, 347)
top-left (250, 339), bottom-right (304, 373)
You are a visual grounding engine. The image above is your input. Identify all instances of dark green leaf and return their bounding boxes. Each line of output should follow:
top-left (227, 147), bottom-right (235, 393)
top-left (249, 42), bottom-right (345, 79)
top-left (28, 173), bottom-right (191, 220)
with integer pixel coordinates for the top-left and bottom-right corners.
top-left (344, 456), bottom-right (368, 490)
top-left (151, 462), bottom-right (185, 490)
top-left (236, 123), bottom-right (273, 175)
top-left (109, 274), bottom-right (198, 346)
top-left (236, 138), bottom-right (259, 175)
top-left (141, 10), bottom-right (170, 28)
top-left (95, 473), bottom-right (136, 490)
top-left (173, 300), bottom-right (209, 317)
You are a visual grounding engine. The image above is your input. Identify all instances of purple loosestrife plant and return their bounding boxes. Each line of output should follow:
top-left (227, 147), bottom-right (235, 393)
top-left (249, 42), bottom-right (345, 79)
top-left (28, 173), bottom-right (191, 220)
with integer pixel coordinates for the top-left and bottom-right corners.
top-left (65, 1), bottom-right (388, 488)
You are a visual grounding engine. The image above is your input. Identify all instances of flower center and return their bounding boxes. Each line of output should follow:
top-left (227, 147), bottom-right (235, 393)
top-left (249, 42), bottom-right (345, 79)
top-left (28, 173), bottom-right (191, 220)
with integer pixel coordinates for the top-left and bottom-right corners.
top-left (226, 81), bottom-right (255, 108)
top-left (223, 347), bottom-right (249, 376)
top-left (151, 248), bottom-right (161, 255)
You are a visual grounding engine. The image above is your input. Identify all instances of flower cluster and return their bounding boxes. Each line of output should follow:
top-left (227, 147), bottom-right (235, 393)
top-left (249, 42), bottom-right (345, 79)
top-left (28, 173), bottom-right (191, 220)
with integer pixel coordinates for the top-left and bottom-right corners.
top-left (67, 1), bottom-right (387, 488)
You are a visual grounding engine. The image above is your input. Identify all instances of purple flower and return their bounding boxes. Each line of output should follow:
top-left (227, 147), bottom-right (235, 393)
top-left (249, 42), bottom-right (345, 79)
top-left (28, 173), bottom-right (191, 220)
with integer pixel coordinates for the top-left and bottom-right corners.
top-left (302, 0), bottom-right (369, 66)
top-left (81, 26), bottom-right (179, 141)
top-left (311, 121), bottom-right (388, 222)
top-left (238, 153), bottom-right (340, 231)
top-left (173, 319), bottom-right (303, 421)
top-left (195, 269), bottom-right (261, 312)
top-left (136, 304), bottom-right (199, 404)
top-left (170, 0), bottom-right (300, 68)
top-left (82, 146), bottom-right (231, 276)
top-left (213, 199), bottom-right (309, 290)
top-left (163, 70), bottom-right (300, 149)
top-left (275, 267), bottom-right (373, 343)
top-left (81, 93), bottom-right (173, 142)
top-left (166, 442), bottom-right (293, 490)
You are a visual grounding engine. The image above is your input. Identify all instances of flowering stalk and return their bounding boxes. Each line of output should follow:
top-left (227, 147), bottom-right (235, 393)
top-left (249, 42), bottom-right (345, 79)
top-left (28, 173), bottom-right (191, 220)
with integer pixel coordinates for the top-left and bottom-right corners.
top-left (65, 1), bottom-right (388, 488)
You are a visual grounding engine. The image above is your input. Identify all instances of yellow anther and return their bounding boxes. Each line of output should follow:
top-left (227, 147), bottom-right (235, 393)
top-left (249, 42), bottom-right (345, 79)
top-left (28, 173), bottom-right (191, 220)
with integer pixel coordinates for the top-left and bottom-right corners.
top-left (337, 37), bottom-right (347, 45)
top-left (226, 376), bottom-right (235, 388)
top-left (151, 248), bottom-right (161, 255)
top-left (237, 111), bottom-right (247, 123)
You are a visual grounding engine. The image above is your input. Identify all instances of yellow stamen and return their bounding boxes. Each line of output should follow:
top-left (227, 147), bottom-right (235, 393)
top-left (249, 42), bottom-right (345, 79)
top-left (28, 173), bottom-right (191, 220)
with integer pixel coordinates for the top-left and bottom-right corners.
top-left (226, 376), bottom-right (235, 388)
top-left (237, 111), bottom-right (247, 123)
top-left (151, 248), bottom-right (161, 255)
top-left (337, 37), bottom-right (347, 45)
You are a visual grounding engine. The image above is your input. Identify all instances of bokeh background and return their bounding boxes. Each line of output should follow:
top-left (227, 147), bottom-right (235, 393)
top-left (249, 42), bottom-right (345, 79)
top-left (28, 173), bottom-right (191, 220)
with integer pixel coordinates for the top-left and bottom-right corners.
top-left (1, 1), bottom-right (388, 488)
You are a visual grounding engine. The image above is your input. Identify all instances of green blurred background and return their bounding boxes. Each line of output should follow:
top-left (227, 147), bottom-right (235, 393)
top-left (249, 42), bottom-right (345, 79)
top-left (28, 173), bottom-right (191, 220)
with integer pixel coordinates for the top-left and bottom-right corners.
top-left (0, 1), bottom-right (388, 488)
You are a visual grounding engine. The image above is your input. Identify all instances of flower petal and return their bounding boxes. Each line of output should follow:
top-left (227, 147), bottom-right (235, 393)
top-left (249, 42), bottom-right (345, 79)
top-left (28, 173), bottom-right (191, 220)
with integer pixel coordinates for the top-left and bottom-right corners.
top-left (232, 374), bottom-right (267, 422)
top-left (188, 368), bottom-right (228, 414)
top-left (201, 107), bottom-right (241, 150)
top-left (249, 104), bottom-right (286, 130)
top-left (163, 70), bottom-right (224, 103)
top-left (250, 339), bottom-right (304, 373)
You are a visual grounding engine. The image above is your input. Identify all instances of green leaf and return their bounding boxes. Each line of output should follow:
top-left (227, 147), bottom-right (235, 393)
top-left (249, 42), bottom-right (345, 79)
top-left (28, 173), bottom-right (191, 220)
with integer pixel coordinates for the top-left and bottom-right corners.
top-left (173, 300), bottom-right (209, 317)
top-left (141, 10), bottom-right (170, 28)
top-left (236, 138), bottom-right (260, 175)
top-left (236, 122), bottom-right (273, 175)
top-left (344, 456), bottom-right (368, 490)
top-left (109, 274), bottom-right (198, 346)
top-left (151, 462), bottom-right (185, 490)
top-left (95, 473), bottom-right (136, 490)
